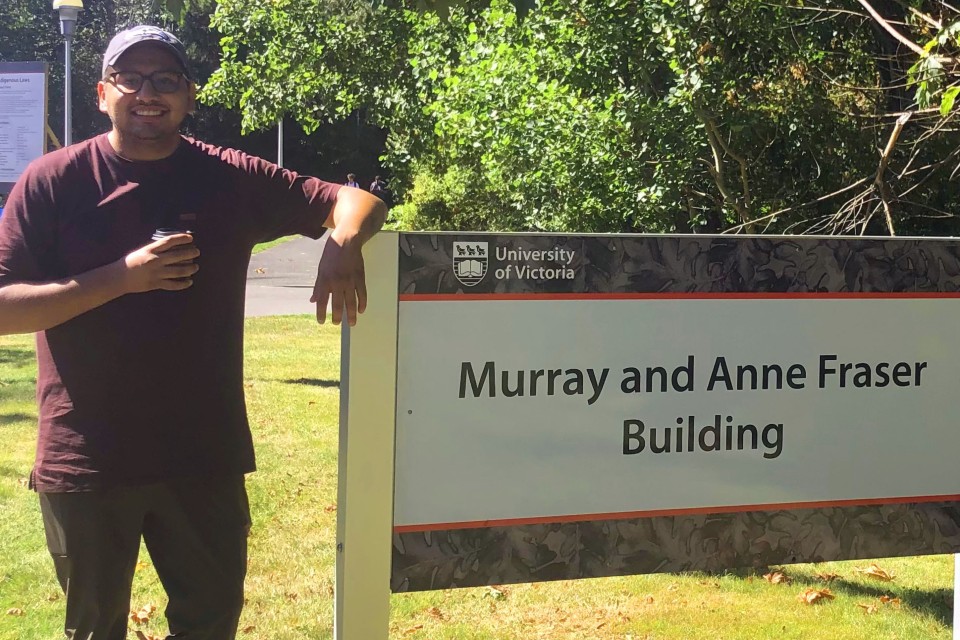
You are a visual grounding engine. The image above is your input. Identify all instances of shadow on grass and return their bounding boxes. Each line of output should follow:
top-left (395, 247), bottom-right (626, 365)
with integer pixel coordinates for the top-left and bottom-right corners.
top-left (707, 568), bottom-right (952, 628)
top-left (795, 574), bottom-right (951, 627)
top-left (282, 378), bottom-right (340, 389)
top-left (0, 412), bottom-right (34, 427)
top-left (0, 347), bottom-right (35, 368)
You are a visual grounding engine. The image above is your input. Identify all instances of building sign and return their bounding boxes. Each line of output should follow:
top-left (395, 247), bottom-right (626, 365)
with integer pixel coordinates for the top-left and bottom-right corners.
top-left (0, 62), bottom-right (48, 192)
top-left (388, 234), bottom-right (960, 592)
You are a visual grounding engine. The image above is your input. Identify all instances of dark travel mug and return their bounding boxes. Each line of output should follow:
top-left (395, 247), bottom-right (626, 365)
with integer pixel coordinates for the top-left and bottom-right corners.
top-left (151, 228), bottom-right (196, 282)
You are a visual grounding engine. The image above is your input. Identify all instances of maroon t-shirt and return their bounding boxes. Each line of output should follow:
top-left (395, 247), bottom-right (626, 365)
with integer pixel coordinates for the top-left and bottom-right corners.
top-left (0, 134), bottom-right (340, 491)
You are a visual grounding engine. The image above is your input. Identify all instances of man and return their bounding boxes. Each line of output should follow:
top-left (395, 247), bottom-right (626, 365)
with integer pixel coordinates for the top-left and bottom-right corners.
top-left (0, 26), bottom-right (386, 640)
top-left (344, 173), bottom-right (360, 188)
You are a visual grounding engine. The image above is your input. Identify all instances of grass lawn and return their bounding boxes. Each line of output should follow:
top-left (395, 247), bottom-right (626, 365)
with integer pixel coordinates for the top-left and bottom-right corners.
top-left (252, 237), bottom-right (293, 255)
top-left (0, 317), bottom-right (954, 639)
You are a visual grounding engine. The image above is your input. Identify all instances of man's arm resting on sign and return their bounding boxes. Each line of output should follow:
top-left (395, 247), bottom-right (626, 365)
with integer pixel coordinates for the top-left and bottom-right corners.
top-left (312, 186), bottom-right (387, 326)
top-left (0, 235), bottom-right (199, 335)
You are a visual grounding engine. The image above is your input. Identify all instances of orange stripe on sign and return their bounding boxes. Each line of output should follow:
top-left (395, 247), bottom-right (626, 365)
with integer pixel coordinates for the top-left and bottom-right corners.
top-left (392, 494), bottom-right (960, 533)
top-left (398, 292), bottom-right (960, 302)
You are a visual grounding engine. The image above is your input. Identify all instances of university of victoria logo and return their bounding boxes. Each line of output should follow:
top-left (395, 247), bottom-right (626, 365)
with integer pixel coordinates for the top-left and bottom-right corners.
top-left (453, 241), bottom-right (488, 286)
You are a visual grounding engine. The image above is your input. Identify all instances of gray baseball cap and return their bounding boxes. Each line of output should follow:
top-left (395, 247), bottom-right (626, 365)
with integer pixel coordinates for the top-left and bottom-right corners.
top-left (102, 26), bottom-right (190, 79)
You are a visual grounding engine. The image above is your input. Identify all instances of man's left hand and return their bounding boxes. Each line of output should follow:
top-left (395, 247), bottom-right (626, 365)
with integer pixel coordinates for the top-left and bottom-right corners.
top-left (311, 229), bottom-right (367, 326)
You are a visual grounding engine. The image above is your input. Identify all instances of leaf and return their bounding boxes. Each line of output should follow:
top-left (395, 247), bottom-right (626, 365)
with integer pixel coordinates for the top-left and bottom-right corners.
top-left (255, 267), bottom-right (266, 274)
top-left (941, 86), bottom-right (960, 116)
top-left (485, 586), bottom-right (506, 600)
top-left (797, 588), bottom-right (834, 605)
top-left (6, 608), bottom-right (23, 616)
top-left (880, 595), bottom-right (902, 608)
top-left (815, 572), bottom-right (840, 583)
top-left (427, 606), bottom-right (444, 620)
top-left (241, 625), bottom-right (256, 634)
top-left (129, 604), bottom-right (158, 625)
top-left (854, 563), bottom-right (895, 582)
top-left (763, 571), bottom-right (790, 584)
top-left (859, 594), bottom-right (902, 613)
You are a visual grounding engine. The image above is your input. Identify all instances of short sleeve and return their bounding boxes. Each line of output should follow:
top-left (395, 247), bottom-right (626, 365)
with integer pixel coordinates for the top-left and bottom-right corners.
top-left (210, 145), bottom-right (341, 244)
top-left (0, 162), bottom-right (59, 286)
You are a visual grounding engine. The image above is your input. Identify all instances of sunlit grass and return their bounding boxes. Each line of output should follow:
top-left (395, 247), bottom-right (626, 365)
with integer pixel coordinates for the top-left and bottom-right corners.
top-left (252, 237), bottom-right (293, 255)
top-left (0, 320), bottom-right (953, 639)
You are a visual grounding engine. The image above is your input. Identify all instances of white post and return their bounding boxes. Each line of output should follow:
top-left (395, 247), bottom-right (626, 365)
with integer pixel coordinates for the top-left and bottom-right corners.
top-left (63, 36), bottom-right (73, 147)
top-left (277, 118), bottom-right (284, 168)
top-left (335, 232), bottom-right (398, 640)
top-left (954, 554), bottom-right (960, 639)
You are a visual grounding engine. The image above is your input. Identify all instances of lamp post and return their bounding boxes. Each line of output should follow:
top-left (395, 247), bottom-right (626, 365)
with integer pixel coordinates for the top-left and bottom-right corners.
top-left (52, 0), bottom-right (83, 147)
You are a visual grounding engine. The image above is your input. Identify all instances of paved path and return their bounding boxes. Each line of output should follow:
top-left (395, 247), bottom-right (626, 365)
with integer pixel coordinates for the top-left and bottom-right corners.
top-left (245, 236), bottom-right (327, 317)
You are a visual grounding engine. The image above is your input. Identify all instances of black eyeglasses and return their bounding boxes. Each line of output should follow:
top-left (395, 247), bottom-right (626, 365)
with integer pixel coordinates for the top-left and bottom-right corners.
top-left (106, 70), bottom-right (188, 95)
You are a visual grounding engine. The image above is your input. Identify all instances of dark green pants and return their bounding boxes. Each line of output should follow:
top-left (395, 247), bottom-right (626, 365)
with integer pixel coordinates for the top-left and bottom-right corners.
top-left (39, 476), bottom-right (250, 640)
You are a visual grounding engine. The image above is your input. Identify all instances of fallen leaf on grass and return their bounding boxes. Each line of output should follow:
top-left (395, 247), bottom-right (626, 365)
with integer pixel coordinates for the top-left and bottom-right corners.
top-left (6, 608), bottom-right (23, 616)
top-left (857, 602), bottom-right (880, 614)
top-left (129, 604), bottom-right (157, 625)
top-left (241, 625), bottom-right (256, 634)
top-left (666, 582), bottom-right (679, 592)
top-left (643, 594), bottom-right (655, 604)
top-left (255, 268), bottom-right (266, 274)
top-left (855, 563), bottom-right (895, 582)
top-left (16, 478), bottom-right (28, 489)
top-left (426, 607), bottom-right (444, 620)
top-left (816, 572), bottom-right (840, 582)
top-left (485, 586), bottom-right (506, 600)
top-left (135, 561), bottom-right (149, 572)
top-left (763, 571), bottom-right (790, 584)
top-left (880, 595), bottom-right (901, 608)
top-left (798, 588), bottom-right (834, 605)
top-left (401, 625), bottom-right (423, 636)
top-left (324, 504), bottom-right (337, 513)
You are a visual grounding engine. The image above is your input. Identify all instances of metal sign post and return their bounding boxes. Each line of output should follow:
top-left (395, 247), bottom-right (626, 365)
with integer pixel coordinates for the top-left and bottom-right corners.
top-left (334, 232), bottom-right (398, 640)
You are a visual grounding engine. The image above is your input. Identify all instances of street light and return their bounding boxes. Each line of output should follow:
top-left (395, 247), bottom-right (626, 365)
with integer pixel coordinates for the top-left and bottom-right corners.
top-left (53, 0), bottom-right (83, 147)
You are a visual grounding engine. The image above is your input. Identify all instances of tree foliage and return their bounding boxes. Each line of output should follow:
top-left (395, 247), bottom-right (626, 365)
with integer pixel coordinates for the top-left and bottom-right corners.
top-left (12, 0), bottom-right (960, 234)
top-left (1, 0), bottom-right (389, 183)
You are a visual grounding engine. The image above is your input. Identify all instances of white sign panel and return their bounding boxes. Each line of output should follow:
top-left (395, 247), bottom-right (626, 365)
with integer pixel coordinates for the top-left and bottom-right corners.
top-left (0, 63), bottom-right (47, 188)
top-left (394, 296), bottom-right (960, 529)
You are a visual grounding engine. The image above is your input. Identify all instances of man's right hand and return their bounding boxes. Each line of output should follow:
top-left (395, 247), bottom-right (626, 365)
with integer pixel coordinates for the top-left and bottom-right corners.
top-left (0, 234), bottom-right (201, 335)
top-left (121, 234), bottom-right (199, 293)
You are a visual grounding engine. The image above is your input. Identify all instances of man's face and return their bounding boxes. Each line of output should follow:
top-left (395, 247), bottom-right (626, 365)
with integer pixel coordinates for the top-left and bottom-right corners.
top-left (97, 43), bottom-right (196, 146)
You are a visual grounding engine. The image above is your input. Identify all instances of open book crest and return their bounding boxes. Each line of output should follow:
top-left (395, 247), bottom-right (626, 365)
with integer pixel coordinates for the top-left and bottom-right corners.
top-left (452, 242), bottom-right (489, 287)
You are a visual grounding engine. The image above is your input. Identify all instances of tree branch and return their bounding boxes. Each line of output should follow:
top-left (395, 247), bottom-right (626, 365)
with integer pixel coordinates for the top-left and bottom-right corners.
top-left (856, 0), bottom-right (943, 59)
top-left (874, 112), bottom-right (912, 235)
top-left (698, 111), bottom-right (753, 231)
